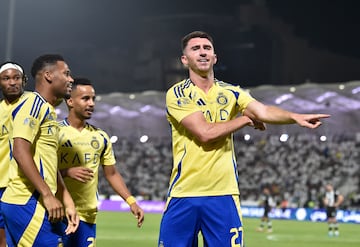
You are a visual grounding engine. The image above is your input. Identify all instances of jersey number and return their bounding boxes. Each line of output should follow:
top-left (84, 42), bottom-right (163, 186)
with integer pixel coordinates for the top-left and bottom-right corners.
top-left (230, 227), bottom-right (243, 247)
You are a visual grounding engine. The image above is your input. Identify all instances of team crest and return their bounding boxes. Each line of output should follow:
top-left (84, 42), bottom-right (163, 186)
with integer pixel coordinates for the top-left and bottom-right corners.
top-left (90, 137), bottom-right (100, 150)
top-left (216, 93), bottom-right (228, 105)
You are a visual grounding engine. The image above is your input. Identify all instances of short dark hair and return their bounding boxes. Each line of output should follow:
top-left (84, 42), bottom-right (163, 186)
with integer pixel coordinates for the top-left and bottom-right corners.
top-left (181, 31), bottom-right (214, 51)
top-left (31, 54), bottom-right (65, 78)
top-left (72, 77), bottom-right (93, 91)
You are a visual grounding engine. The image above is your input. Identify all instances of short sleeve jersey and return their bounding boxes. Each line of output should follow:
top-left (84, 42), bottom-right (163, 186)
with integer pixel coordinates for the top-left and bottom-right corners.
top-left (325, 189), bottom-right (340, 207)
top-left (2, 92), bottom-right (59, 204)
top-left (166, 79), bottom-right (255, 197)
top-left (0, 92), bottom-right (28, 188)
top-left (58, 119), bottom-right (116, 223)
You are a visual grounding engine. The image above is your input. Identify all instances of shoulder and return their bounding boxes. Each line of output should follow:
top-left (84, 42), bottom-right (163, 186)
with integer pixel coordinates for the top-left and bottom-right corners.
top-left (216, 79), bottom-right (247, 92)
top-left (87, 123), bottom-right (110, 138)
top-left (58, 119), bottom-right (68, 128)
top-left (166, 79), bottom-right (192, 98)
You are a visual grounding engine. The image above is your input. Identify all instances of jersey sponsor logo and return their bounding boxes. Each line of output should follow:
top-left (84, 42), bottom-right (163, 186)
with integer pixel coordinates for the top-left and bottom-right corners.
top-left (59, 152), bottom-right (100, 164)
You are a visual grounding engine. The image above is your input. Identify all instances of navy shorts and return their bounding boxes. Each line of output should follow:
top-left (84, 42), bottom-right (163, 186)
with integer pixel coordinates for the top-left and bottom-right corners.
top-left (158, 195), bottom-right (244, 247)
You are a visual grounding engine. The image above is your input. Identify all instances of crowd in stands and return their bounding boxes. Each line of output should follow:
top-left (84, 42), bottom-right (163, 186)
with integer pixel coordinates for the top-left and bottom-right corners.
top-left (97, 133), bottom-right (360, 210)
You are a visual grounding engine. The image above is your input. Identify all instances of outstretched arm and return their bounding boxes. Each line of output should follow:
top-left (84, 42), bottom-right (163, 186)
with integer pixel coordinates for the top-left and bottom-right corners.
top-left (243, 100), bottom-right (330, 128)
top-left (103, 165), bottom-right (144, 227)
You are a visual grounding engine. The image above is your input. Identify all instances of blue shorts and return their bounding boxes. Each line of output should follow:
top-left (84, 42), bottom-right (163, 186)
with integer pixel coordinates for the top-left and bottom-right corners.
top-left (62, 220), bottom-right (96, 247)
top-left (158, 195), bottom-right (244, 247)
top-left (0, 188), bottom-right (5, 229)
top-left (1, 198), bottom-right (66, 247)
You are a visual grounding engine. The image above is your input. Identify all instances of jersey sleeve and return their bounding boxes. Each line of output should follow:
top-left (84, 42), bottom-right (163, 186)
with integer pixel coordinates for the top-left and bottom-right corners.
top-left (99, 130), bottom-right (116, 166)
top-left (166, 86), bottom-right (201, 123)
top-left (234, 86), bottom-right (256, 114)
top-left (12, 94), bottom-right (42, 143)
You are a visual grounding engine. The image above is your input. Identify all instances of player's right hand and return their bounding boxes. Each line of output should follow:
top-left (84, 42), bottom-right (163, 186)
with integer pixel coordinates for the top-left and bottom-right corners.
top-left (42, 194), bottom-right (65, 222)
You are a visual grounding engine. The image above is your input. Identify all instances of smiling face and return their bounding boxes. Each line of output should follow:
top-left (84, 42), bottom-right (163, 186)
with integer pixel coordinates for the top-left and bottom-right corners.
top-left (46, 61), bottom-right (73, 99)
top-left (67, 84), bottom-right (96, 120)
top-left (0, 67), bottom-right (25, 103)
top-left (181, 37), bottom-right (217, 77)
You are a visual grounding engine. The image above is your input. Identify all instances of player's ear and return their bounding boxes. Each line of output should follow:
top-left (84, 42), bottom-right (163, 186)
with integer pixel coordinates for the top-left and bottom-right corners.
top-left (181, 55), bottom-right (188, 67)
top-left (213, 53), bottom-right (217, 65)
top-left (66, 97), bottom-right (73, 107)
top-left (44, 70), bottom-right (52, 83)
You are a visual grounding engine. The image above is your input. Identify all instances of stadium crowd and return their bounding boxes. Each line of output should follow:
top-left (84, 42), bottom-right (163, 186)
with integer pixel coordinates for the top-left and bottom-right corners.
top-left (98, 133), bottom-right (360, 210)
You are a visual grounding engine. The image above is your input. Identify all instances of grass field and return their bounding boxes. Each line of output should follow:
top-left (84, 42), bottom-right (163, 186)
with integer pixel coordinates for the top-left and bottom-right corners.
top-left (96, 211), bottom-right (360, 247)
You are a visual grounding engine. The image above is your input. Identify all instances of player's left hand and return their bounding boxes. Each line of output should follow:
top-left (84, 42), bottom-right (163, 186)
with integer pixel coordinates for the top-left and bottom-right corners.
top-left (295, 114), bottom-right (330, 129)
top-left (130, 203), bottom-right (145, 228)
top-left (64, 206), bottom-right (80, 235)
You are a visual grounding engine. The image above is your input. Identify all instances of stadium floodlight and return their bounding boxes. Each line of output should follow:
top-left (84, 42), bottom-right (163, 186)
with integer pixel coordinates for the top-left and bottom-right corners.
top-left (110, 135), bottom-right (118, 143)
top-left (279, 133), bottom-right (289, 142)
top-left (139, 135), bottom-right (148, 143)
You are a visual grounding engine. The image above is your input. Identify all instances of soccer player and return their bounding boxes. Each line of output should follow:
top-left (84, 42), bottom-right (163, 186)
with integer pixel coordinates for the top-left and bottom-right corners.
top-left (0, 61), bottom-right (28, 247)
top-left (323, 183), bottom-right (344, 237)
top-left (256, 187), bottom-right (275, 233)
top-left (158, 31), bottom-right (330, 247)
top-left (1, 54), bottom-right (79, 246)
top-left (58, 78), bottom-right (144, 246)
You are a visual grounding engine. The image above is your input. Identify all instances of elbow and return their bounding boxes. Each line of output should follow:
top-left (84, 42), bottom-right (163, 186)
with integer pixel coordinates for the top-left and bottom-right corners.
top-left (194, 131), bottom-right (217, 144)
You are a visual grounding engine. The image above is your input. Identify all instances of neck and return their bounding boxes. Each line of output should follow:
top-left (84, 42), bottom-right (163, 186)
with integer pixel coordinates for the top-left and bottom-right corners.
top-left (189, 70), bottom-right (214, 93)
top-left (67, 114), bottom-right (86, 131)
top-left (35, 84), bottom-right (58, 106)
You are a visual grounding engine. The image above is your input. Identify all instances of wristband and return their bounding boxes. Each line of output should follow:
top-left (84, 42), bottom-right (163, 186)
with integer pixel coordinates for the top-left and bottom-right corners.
top-left (126, 196), bottom-right (136, 205)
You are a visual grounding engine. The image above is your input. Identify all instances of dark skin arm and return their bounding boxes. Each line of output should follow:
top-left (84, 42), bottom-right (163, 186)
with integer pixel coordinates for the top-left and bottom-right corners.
top-left (13, 138), bottom-right (64, 222)
top-left (55, 171), bottom-right (80, 234)
top-left (103, 165), bottom-right (144, 227)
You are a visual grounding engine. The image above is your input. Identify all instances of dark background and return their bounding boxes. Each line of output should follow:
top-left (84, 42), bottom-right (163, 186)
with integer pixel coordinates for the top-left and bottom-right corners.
top-left (1, 0), bottom-right (360, 93)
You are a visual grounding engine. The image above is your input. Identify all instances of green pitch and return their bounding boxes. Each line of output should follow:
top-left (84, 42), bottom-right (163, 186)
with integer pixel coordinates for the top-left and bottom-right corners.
top-left (96, 211), bottom-right (360, 247)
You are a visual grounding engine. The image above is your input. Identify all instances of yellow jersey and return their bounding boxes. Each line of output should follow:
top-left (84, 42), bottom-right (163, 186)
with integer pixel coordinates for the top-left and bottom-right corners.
top-left (166, 79), bottom-right (255, 197)
top-left (2, 92), bottom-right (59, 204)
top-left (58, 119), bottom-right (116, 223)
top-left (0, 93), bottom-right (28, 188)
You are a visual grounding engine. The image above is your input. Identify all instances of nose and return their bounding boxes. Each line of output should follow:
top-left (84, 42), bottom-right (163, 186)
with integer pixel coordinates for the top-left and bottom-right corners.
top-left (89, 98), bottom-right (95, 106)
top-left (199, 48), bottom-right (207, 57)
